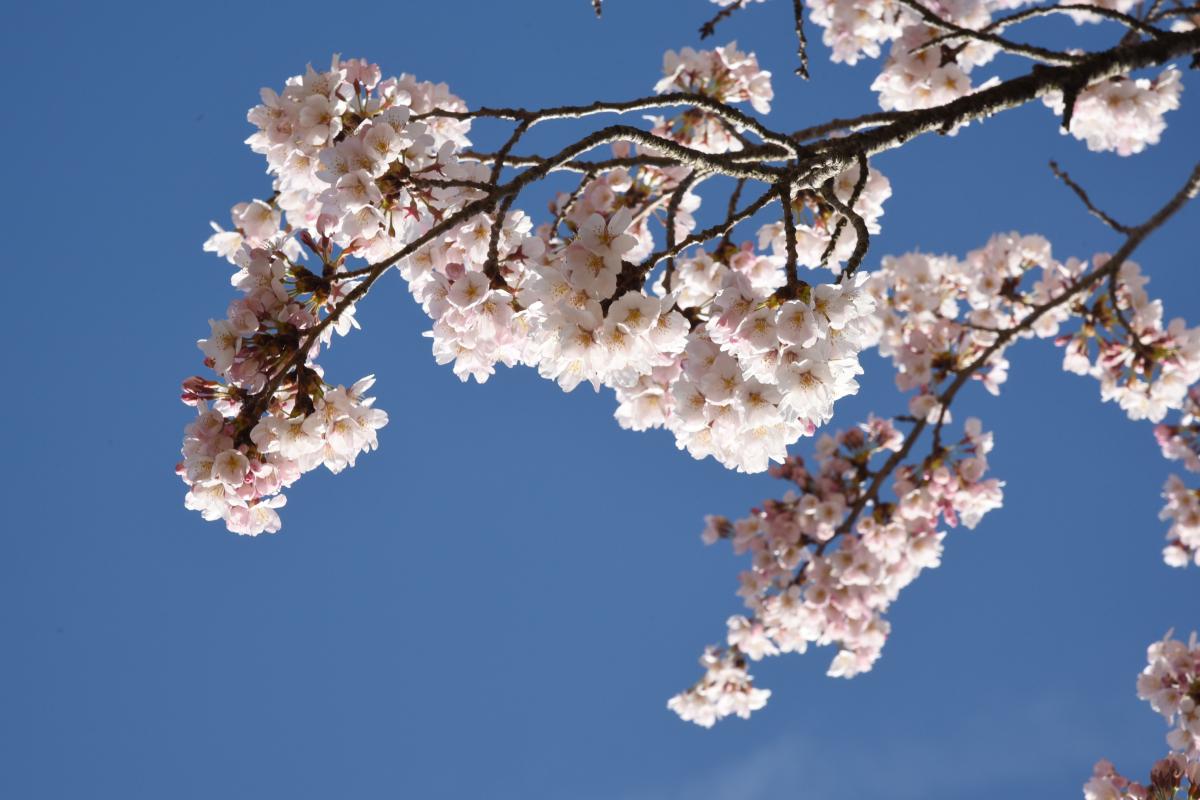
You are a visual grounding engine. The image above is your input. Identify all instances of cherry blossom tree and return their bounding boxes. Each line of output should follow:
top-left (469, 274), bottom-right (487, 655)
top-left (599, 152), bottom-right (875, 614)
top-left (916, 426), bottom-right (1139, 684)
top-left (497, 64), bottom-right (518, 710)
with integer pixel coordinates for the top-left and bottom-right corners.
top-left (177, 1), bottom-right (1200, 794)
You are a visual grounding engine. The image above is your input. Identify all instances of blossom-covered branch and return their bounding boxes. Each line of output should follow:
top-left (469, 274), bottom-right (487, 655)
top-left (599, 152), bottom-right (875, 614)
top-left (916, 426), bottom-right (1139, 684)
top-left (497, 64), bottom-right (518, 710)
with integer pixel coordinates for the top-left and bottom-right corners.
top-left (670, 159), bottom-right (1200, 726)
top-left (177, 0), bottom-right (1197, 530)
top-left (177, 3), bottom-right (1199, 760)
top-left (1085, 631), bottom-right (1200, 800)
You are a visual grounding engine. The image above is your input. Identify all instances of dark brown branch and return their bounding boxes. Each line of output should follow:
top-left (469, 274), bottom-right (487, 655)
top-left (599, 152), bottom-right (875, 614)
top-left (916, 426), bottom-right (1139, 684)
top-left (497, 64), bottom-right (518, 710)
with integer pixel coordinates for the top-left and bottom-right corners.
top-left (1049, 160), bottom-right (1133, 233)
top-left (664, 171), bottom-right (704, 292)
top-left (415, 91), bottom-right (799, 157)
top-left (792, 0), bottom-right (812, 79)
top-left (551, 169), bottom-right (597, 240)
top-left (820, 153), bottom-right (870, 275)
top-left (791, 112), bottom-right (906, 143)
top-left (917, 2), bottom-right (1170, 54)
top-left (721, 179), bottom-right (747, 248)
top-left (803, 29), bottom-right (1200, 187)
top-left (894, 0), bottom-right (1085, 64)
top-left (463, 151), bottom-right (684, 174)
top-left (640, 184), bottom-right (780, 273)
top-left (781, 180), bottom-right (801, 288)
top-left (1150, 4), bottom-right (1200, 22)
top-left (700, 0), bottom-right (747, 38)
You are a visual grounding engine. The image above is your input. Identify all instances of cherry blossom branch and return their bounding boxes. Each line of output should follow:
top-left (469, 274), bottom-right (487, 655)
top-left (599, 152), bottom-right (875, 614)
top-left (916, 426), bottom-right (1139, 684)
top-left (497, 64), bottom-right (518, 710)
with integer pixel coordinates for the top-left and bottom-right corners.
top-left (836, 159), bottom-right (1200, 540)
top-left (185, 21), bottom-right (1200, 540)
top-left (454, 29), bottom-right (1198, 197)
top-left (917, 2), bottom-right (1172, 54)
top-left (804, 28), bottom-right (1200, 179)
top-left (232, 24), bottom-right (1200, 460)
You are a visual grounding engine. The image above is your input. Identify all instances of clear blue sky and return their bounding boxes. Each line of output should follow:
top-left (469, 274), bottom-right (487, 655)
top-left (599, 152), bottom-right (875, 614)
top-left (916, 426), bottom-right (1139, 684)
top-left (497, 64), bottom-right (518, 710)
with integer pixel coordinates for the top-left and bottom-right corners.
top-left (3, 1), bottom-right (1198, 797)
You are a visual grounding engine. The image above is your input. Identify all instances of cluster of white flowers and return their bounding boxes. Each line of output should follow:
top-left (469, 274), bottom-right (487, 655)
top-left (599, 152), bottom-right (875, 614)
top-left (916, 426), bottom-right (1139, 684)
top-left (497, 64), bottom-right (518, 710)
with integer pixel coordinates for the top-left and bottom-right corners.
top-left (656, 41), bottom-right (774, 114)
top-left (871, 0), bottom-right (1002, 114)
top-left (806, 0), bottom-right (907, 64)
top-left (1061, 258), bottom-right (1200, 423)
top-left (1044, 67), bottom-right (1183, 156)
top-left (183, 56), bottom-right (478, 534)
top-left (179, 376), bottom-right (386, 535)
top-left (649, 41), bottom-right (773, 154)
top-left (400, 211), bottom-right (546, 383)
top-left (1160, 475), bottom-right (1200, 567)
top-left (669, 415), bottom-right (1003, 724)
top-left (186, 47), bottom-right (831, 533)
top-left (1155, 388), bottom-right (1200, 567)
top-left (666, 645), bottom-right (771, 728)
top-left (1138, 632), bottom-right (1200, 760)
top-left (182, 222), bottom-right (389, 536)
top-left (1059, 0), bottom-right (1138, 24)
top-left (868, 232), bottom-right (1073, 415)
top-left (664, 273), bottom-right (878, 472)
top-left (1089, 632), bottom-right (1200, 800)
top-left (1085, 755), bottom-right (1200, 800)
top-left (243, 56), bottom-right (473, 256)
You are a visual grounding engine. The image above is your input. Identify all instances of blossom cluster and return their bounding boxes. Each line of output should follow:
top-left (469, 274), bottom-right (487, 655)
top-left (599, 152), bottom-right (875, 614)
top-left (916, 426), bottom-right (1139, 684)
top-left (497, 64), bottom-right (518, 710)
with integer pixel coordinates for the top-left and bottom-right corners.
top-left (666, 646), bottom-right (771, 728)
top-left (186, 47), bottom-right (900, 531)
top-left (868, 232), bottom-right (1077, 414)
top-left (182, 56), bottom-right (478, 534)
top-left (1155, 388), bottom-right (1200, 567)
top-left (652, 41), bottom-right (773, 153)
top-left (1060, 257), bottom-right (1200, 423)
top-left (669, 414), bottom-right (1004, 726)
top-left (1085, 631), bottom-right (1200, 799)
top-left (180, 375), bottom-right (387, 535)
top-left (602, 160), bottom-right (892, 472)
top-left (872, 10), bottom-right (999, 114)
top-left (1044, 67), bottom-right (1183, 156)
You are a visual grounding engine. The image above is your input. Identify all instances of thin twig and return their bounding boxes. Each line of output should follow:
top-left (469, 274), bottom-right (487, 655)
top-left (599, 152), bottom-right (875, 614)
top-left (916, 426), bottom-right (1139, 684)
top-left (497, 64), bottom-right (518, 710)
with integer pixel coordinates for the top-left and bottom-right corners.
top-left (700, 0), bottom-right (747, 38)
top-left (1049, 160), bottom-right (1133, 233)
top-left (820, 153), bottom-right (870, 274)
top-left (551, 169), bottom-right (597, 240)
top-left (895, 0), bottom-right (1086, 64)
top-left (792, 0), bottom-right (811, 79)
top-left (781, 180), bottom-right (800, 288)
top-left (721, 179), bottom-right (747, 248)
top-left (819, 156), bottom-right (871, 278)
top-left (640, 184), bottom-right (780, 273)
top-left (916, 2), bottom-right (1169, 53)
top-left (665, 171), bottom-right (704, 292)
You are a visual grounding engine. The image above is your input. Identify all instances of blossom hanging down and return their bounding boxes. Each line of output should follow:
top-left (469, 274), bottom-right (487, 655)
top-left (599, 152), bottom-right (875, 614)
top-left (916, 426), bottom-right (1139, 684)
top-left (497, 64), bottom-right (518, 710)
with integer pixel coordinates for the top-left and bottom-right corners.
top-left (1156, 387), bottom-right (1200, 567)
top-left (1084, 631), bottom-right (1200, 799)
top-left (180, 56), bottom-right (479, 534)
top-left (670, 414), bottom-right (1004, 726)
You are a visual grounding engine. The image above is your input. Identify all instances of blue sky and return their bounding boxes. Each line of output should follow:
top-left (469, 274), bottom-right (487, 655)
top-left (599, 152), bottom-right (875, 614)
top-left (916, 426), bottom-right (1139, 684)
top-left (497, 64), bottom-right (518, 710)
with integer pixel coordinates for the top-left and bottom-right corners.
top-left (3, 1), bottom-right (1198, 797)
